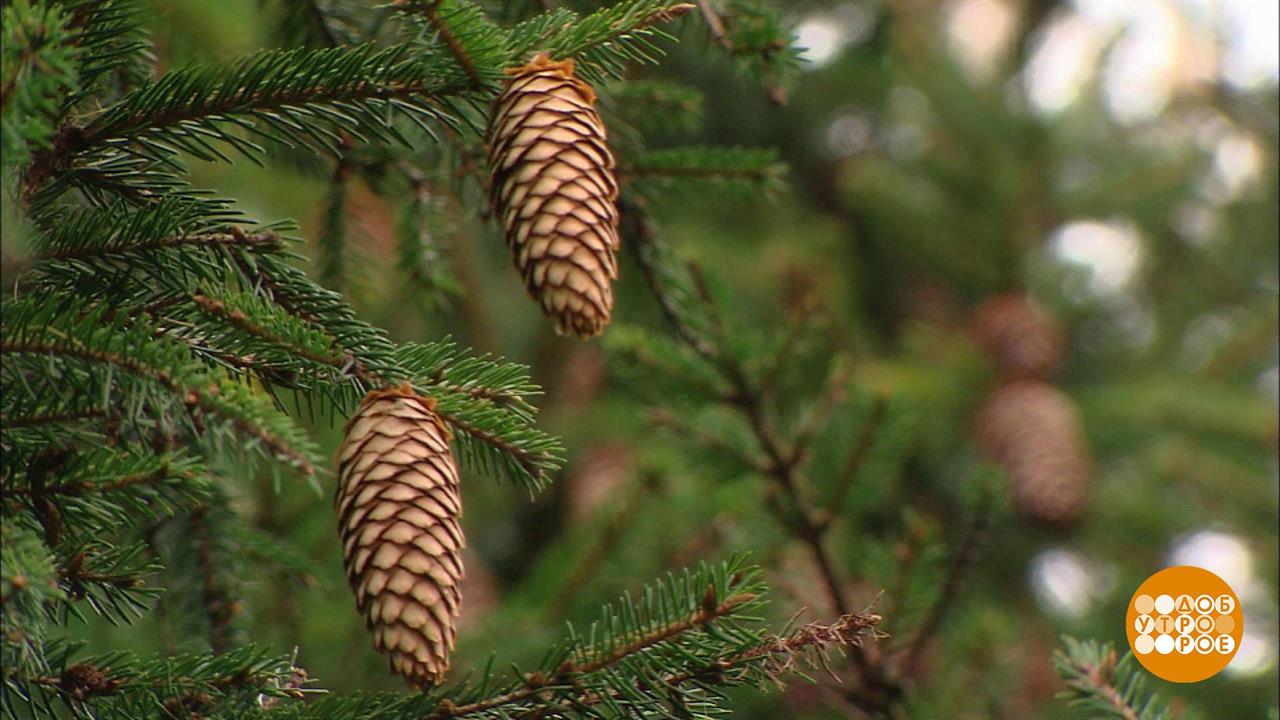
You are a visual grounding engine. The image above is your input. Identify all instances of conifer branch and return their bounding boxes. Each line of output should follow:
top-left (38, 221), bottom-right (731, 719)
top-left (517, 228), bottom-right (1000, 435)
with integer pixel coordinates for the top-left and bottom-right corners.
top-left (1054, 638), bottom-right (1173, 720)
top-left (0, 407), bottom-right (108, 429)
top-left (622, 202), bottom-right (904, 715)
top-left (546, 472), bottom-right (662, 618)
top-left (0, 339), bottom-right (318, 477)
top-left (622, 147), bottom-right (785, 196)
top-left (33, 229), bottom-right (282, 265)
top-left (189, 506), bottom-right (234, 655)
top-left (401, 0), bottom-right (484, 86)
top-left (825, 396), bottom-right (888, 516)
top-left (688, 0), bottom-right (800, 105)
top-left (899, 485), bottom-right (992, 675)
top-left (190, 293), bottom-right (348, 370)
top-left (21, 43), bottom-right (474, 198)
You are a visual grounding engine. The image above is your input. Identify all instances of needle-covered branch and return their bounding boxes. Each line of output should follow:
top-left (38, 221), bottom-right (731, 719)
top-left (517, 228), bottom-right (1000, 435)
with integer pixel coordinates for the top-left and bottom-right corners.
top-left (1053, 638), bottom-right (1174, 720)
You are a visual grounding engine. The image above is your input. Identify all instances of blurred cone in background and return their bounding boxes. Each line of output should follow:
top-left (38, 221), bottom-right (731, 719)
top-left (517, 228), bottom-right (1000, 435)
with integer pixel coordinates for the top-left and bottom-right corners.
top-left (548, 343), bottom-right (609, 416)
top-left (975, 381), bottom-right (1092, 527)
top-left (456, 548), bottom-right (497, 631)
top-left (971, 293), bottom-right (1064, 380)
top-left (563, 443), bottom-right (632, 526)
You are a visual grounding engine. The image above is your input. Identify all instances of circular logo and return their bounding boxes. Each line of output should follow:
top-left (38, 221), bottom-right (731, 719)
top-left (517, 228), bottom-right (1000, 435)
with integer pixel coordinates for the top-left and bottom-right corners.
top-left (1125, 566), bottom-right (1243, 682)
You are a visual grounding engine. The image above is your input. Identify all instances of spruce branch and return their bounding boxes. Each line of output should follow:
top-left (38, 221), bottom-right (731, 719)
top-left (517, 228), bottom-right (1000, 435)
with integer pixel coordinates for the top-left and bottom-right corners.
top-left (1054, 638), bottom-right (1176, 720)
top-left (0, 0), bottom-right (76, 115)
top-left (189, 292), bottom-right (349, 370)
top-left (0, 0), bottom-right (80, 166)
top-left (33, 227), bottom-right (282, 265)
top-left (509, 1), bottom-right (694, 82)
top-left (825, 396), bottom-right (889, 516)
top-left (0, 407), bottom-right (108, 430)
top-left (3, 643), bottom-right (309, 716)
top-left (1, 301), bottom-right (321, 478)
top-left (622, 146), bottom-right (786, 196)
top-left (22, 42), bottom-right (476, 199)
top-left (189, 506), bottom-right (234, 655)
top-left (396, 1), bottom-right (491, 87)
top-left (54, 544), bottom-right (162, 626)
top-left (547, 471), bottom-right (664, 619)
top-left (898, 483), bottom-right (993, 675)
top-left (621, 201), bottom-right (906, 716)
top-left (604, 79), bottom-right (703, 135)
top-left (58, 0), bottom-right (152, 104)
top-left (691, 0), bottom-right (800, 105)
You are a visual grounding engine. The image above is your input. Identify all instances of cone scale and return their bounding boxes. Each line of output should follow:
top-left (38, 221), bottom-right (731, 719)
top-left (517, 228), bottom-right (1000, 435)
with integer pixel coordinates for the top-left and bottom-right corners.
top-left (335, 385), bottom-right (463, 689)
top-left (487, 53), bottom-right (620, 338)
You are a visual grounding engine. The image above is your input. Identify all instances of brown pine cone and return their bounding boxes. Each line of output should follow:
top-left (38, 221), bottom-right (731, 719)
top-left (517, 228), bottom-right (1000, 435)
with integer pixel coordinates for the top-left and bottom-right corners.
top-left (336, 385), bottom-right (464, 688)
top-left (974, 381), bottom-right (1091, 527)
top-left (971, 294), bottom-right (1064, 380)
top-left (487, 53), bottom-right (620, 338)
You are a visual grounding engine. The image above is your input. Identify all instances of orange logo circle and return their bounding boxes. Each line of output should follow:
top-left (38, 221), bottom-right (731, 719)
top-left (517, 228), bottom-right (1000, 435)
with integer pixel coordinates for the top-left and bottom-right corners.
top-left (1125, 566), bottom-right (1243, 682)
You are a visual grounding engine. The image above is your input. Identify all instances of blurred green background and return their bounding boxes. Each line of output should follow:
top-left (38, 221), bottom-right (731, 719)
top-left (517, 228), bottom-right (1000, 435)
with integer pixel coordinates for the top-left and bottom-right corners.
top-left (71, 1), bottom-right (1278, 717)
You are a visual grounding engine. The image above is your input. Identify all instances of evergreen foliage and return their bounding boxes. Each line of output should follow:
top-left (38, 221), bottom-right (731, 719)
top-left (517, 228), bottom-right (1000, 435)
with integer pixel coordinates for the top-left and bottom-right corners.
top-left (1053, 637), bottom-right (1182, 720)
top-left (2, 1), bottom-right (1275, 719)
top-left (1, 1), bottom-right (872, 717)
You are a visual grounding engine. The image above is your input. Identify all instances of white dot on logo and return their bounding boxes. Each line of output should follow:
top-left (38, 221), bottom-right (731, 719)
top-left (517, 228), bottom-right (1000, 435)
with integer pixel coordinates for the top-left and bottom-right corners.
top-left (1216, 594), bottom-right (1236, 614)
top-left (1134, 634), bottom-right (1155, 655)
top-left (1155, 634), bottom-right (1174, 654)
top-left (1154, 594), bottom-right (1175, 615)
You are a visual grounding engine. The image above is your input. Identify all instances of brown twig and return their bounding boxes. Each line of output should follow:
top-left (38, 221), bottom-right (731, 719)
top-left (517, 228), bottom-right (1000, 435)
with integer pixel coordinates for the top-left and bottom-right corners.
top-left (824, 396), bottom-right (888, 518)
top-left (21, 66), bottom-right (477, 202)
top-left (1064, 649), bottom-right (1140, 720)
top-left (898, 486), bottom-right (993, 677)
top-left (400, 0), bottom-right (483, 86)
top-left (0, 407), bottom-right (108, 429)
top-left (623, 203), bottom-right (904, 716)
top-left (425, 591), bottom-right (754, 719)
top-left (1, 339), bottom-right (317, 476)
top-left (190, 506), bottom-right (235, 654)
top-left (695, 0), bottom-right (733, 51)
top-left (545, 472), bottom-right (662, 618)
top-left (191, 293), bottom-right (348, 369)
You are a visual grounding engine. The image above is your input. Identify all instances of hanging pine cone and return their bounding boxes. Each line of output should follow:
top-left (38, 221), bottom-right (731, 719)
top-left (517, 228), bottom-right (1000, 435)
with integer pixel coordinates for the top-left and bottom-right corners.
top-left (971, 293), bottom-right (1064, 380)
top-left (487, 53), bottom-right (620, 338)
top-left (336, 385), bottom-right (463, 689)
top-left (974, 381), bottom-right (1091, 527)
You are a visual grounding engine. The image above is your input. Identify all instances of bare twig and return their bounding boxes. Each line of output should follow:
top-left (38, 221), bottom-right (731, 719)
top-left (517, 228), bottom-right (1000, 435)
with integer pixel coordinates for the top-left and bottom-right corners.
top-left (403, 0), bottom-right (483, 86)
top-left (695, 0), bottom-right (732, 51)
top-left (190, 506), bottom-right (234, 654)
top-left (545, 471), bottom-right (663, 618)
top-left (824, 396), bottom-right (888, 518)
top-left (425, 590), bottom-right (755, 719)
top-left (623, 203), bottom-right (901, 715)
top-left (898, 486), bottom-right (993, 676)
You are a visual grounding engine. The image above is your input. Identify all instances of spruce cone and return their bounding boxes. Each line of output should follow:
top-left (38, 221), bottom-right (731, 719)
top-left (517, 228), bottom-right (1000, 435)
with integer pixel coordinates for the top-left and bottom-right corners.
top-left (971, 294), bottom-right (1064, 380)
top-left (336, 385), bottom-right (463, 688)
top-left (974, 381), bottom-right (1091, 527)
top-left (487, 53), bottom-right (620, 338)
